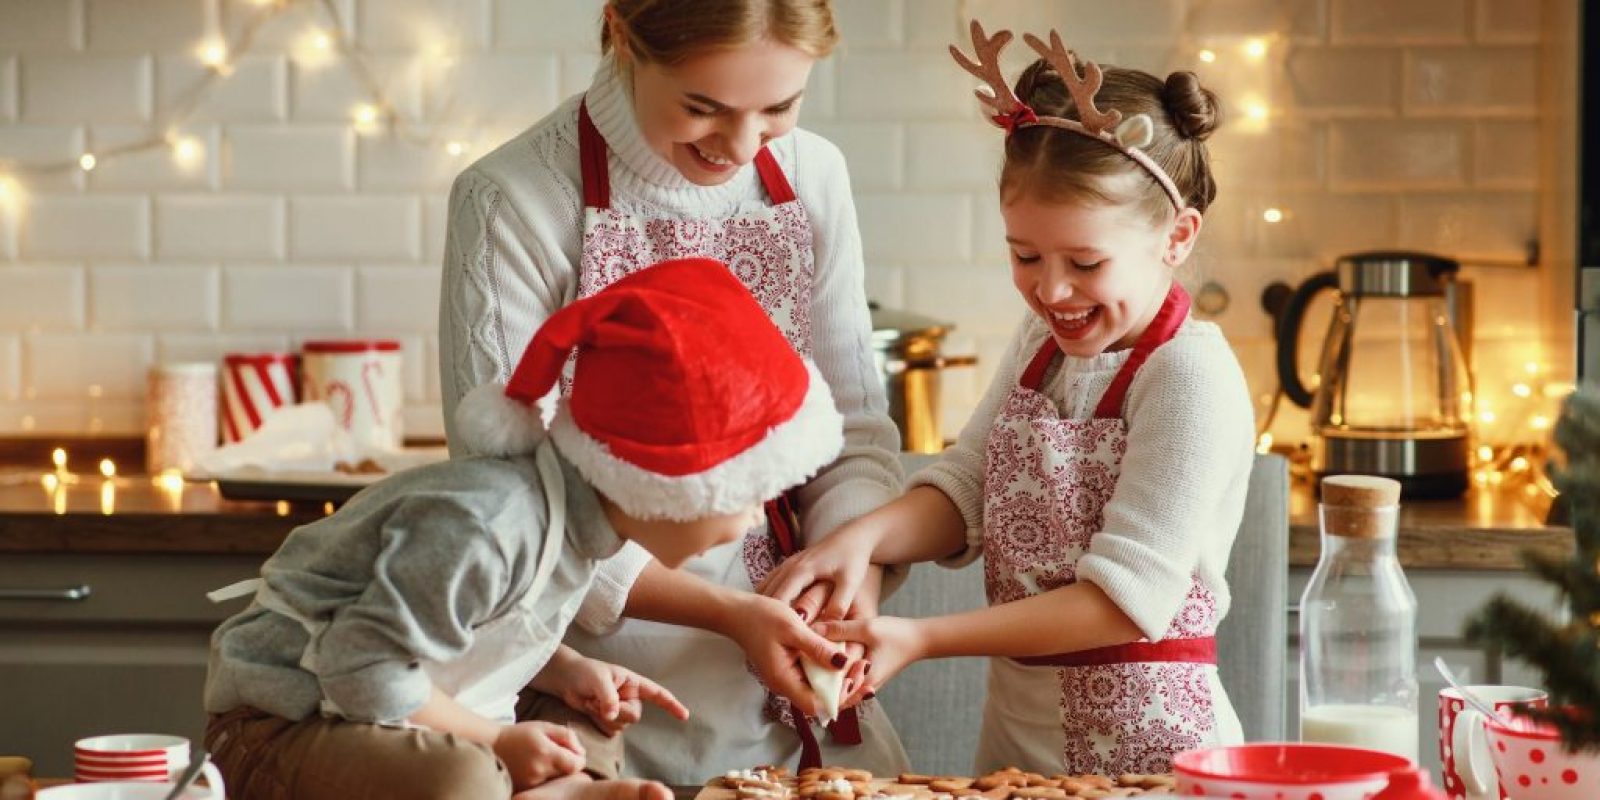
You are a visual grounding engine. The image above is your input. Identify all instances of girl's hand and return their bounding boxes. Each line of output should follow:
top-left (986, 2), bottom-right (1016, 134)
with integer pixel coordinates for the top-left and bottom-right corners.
top-left (794, 568), bottom-right (885, 700)
top-left (492, 720), bottom-right (585, 791)
top-left (759, 518), bottom-right (881, 620)
top-left (723, 592), bottom-right (849, 718)
top-left (812, 615), bottom-right (925, 710)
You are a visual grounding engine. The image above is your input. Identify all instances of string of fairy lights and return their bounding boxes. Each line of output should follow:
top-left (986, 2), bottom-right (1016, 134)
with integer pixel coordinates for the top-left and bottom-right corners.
top-left (0, 0), bottom-right (471, 207)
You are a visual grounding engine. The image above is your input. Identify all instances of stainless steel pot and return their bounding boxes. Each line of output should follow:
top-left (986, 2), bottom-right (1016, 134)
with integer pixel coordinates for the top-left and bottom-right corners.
top-left (869, 302), bottom-right (978, 453)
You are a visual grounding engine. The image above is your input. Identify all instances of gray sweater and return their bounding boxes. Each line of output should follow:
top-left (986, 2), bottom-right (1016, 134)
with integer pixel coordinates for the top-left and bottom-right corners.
top-left (203, 450), bottom-right (624, 723)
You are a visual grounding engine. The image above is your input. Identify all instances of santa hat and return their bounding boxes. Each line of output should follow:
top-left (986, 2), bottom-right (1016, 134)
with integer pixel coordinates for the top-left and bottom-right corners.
top-left (454, 257), bottom-right (844, 522)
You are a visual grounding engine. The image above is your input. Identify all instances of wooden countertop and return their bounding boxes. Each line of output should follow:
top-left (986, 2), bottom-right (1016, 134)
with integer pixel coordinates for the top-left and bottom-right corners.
top-left (1288, 480), bottom-right (1573, 571)
top-left (0, 470), bottom-right (319, 555)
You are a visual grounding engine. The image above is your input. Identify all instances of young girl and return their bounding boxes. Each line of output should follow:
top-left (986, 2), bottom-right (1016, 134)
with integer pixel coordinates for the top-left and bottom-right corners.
top-left (762, 23), bottom-right (1256, 775)
top-left (438, 0), bottom-right (906, 781)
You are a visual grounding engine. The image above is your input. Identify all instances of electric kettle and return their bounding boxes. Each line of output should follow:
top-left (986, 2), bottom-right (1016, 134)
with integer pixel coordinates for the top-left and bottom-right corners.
top-left (1274, 251), bottom-right (1475, 498)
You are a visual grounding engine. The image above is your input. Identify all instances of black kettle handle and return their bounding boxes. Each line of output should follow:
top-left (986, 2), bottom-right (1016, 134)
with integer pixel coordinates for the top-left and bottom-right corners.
top-left (1275, 270), bottom-right (1340, 408)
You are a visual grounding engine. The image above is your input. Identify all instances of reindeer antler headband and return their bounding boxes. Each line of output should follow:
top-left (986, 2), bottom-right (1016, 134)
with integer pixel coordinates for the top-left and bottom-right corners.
top-left (950, 21), bottom-right (1186, 211)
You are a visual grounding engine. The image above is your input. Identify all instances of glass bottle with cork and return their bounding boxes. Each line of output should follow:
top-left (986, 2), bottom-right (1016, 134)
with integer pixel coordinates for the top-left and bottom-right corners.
top-left (1299, 474), bottom-right (1419, 762)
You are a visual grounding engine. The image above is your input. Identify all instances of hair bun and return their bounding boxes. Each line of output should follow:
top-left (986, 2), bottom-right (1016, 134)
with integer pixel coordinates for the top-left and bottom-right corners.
top-left (1161, 71), bottom-right (1220, 141)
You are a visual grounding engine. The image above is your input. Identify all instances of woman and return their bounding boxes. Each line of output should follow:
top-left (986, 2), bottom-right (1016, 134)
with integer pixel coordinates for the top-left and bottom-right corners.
top-left (438, 0), bottom-right (908, 782)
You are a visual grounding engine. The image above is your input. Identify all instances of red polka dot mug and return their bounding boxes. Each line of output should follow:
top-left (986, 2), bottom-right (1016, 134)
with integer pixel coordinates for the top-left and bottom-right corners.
top-left (1471, 713), bottom-right (1599, 800)
top-left (1438, 685), bottom-right (1547, 799)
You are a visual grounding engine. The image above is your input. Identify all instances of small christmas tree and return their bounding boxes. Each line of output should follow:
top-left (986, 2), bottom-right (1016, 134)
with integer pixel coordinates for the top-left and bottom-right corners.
top-left (1465, 387), bottom-right (1600, 749)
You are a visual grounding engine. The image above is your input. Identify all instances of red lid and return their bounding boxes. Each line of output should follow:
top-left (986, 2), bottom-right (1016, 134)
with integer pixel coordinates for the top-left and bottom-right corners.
top-left (223, 352), bottom-right (298, 366)
top-left (302, 339), bottom-right (402, 353)
top-left (1372, 769), bottom-right (1447, 800)
top-left (1173, 743), bottom-right (1412, 785)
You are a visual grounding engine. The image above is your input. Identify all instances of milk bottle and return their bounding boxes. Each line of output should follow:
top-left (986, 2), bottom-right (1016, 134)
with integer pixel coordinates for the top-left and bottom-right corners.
top-left (1299, 475), bottom-right (1419, 762)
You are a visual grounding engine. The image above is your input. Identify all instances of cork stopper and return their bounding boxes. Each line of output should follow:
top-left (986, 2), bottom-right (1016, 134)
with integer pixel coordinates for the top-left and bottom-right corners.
top-left (1320, 474), bottom-right (1401, 539)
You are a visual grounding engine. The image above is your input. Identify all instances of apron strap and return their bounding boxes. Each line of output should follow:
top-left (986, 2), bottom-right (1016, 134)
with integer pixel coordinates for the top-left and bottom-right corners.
top-left (578, 97), bottom-right (796, 209)
top-left (753, 148), bottom-right (797, 205)
top-left (764, 490), bottom-right (865, 758)
top-left (1092, 282), bottom-right (1192, 420)
top-left (1013, 635), bottom-right (1216, 668)
top-left (1019, 337), bottom-right (1062, 392)
top-left (577, 100), bottom-right (611, 211)
top-left (207, 578), bottom-right (262, 604)
top-left (527, 440), bottom-right (568, 602)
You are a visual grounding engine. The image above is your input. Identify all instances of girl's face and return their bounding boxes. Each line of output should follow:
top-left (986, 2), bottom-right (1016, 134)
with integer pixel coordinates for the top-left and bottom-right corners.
top-left (627, 41), bottom-right (815, 187)
top-left (1002, 194), bottom-right (1202, 357)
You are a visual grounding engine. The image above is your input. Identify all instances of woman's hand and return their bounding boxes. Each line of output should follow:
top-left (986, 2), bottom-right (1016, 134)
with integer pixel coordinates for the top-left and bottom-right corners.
top-left (791, 567), bottom-right (885, 700)
top-left (813, 615), bottom-right (926, 710)
top-left (492, 721), bottom-right (585, 791)
top-left (722, 592), bottom-right (849, 717)
top-left (759, 518), bottom-right (882, 621)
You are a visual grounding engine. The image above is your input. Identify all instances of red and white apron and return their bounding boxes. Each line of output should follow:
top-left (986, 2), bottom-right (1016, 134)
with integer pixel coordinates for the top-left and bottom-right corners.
top-left (559, 100), bottom-right (907, 782)
top-left (975, 284), bottom-right (1242, 775)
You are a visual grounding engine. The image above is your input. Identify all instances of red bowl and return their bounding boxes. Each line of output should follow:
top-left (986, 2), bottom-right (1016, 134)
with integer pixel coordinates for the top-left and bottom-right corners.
top-left (1174, 743), bottom-right (1414, 799)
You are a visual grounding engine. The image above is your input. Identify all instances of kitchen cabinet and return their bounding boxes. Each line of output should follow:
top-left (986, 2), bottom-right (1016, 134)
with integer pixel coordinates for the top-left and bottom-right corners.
top-left (1285, 568), bottom-right (1560, 781)
top-left (0, 553), bottom-right (262, 777)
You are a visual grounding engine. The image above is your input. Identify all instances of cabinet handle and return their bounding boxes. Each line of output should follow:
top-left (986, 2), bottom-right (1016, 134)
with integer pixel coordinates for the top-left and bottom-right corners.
top-left (0, 584), bottom-right (92, 601)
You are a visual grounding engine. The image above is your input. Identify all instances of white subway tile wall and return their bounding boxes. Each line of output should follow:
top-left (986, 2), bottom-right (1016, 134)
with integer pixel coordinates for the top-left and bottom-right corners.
top-left (0, 0), bottom-right (1556, 445)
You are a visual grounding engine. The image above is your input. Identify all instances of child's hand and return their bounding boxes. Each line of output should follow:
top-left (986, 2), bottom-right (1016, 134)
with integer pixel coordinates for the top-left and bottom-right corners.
top-left (492, 720), bottom-right (585, 791)
top-left (759, 517), bottom-right (881, 621)
top-left (812, 615), bottom-right (925, 711)
top-left (548, 656), bottom-right (689, 736)
top-left (792, 568), bottom-right (885, 701)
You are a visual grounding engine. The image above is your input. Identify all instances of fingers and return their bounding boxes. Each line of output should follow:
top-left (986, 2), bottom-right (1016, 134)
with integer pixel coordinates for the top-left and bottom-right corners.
top-left (843, 655), bottom-right (869, 699)
top-left (785, 616), bottom-right (848, 669)
top-left (761, 560), bottom-right (814, 606)
top-left (542, 722), bottom-right (587, 759)
top-left (811, 618), bottom-right (869, 646)
top-left (627, 673), bottom-right (690, 721)
top-left (761, 655), bottom-right (820, 718)
top-left (791, 582), bottom-right (829, 624)
top-left (821, 568), bottom-right (860, 622)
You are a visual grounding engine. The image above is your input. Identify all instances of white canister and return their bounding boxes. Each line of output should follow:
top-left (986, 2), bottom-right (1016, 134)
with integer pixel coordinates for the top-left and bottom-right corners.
top-left (301, 339), bottom-right (404, 451)
top-left (146, 363), bottom-right (218, 473)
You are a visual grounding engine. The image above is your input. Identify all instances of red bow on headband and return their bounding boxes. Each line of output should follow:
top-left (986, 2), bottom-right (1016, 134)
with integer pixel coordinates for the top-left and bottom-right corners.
top-left (994, 104), bottom-right (1038, 134)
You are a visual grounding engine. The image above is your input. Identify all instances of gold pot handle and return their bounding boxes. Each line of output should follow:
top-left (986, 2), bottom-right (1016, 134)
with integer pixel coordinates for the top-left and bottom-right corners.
top-left (899, 354), bottom-right (978, 371)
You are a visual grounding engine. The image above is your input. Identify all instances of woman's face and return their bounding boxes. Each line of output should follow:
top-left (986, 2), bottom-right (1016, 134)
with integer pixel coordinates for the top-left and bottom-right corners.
top-left (628, 41), bottom-right (816, 186)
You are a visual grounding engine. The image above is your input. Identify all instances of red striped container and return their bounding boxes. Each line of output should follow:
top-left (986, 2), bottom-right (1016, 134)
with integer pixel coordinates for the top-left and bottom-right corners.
top-left (220, 353), bottom-right (300, 444)
top-left (73, 734), bottom-right (187, 783)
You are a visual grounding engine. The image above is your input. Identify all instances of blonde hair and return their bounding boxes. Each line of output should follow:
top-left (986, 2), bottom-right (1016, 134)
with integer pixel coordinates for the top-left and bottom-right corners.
top-left (1001, 59), bottom-right (1221, 222)
top-left (601, 0), bottom-right (838, 67)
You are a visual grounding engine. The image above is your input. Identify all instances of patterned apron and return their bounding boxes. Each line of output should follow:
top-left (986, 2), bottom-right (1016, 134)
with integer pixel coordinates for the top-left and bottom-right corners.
top-left (559, 100), bottom-right (904, 779)
top-left (975, 284), bottom-right (1242, 775)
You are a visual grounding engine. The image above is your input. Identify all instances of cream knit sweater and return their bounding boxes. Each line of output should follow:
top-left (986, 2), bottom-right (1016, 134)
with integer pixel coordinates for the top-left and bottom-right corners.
top-left (914, 312), bottom-right (1256, 641)
top-left (438, 62), bottom-right (903, 632)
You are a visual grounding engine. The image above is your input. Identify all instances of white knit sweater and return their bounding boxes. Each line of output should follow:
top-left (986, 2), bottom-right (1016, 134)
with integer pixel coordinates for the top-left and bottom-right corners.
top-left (438, 61), bottom-right (903, 632)
top-left (913, 312), bottom-right (1256, 641)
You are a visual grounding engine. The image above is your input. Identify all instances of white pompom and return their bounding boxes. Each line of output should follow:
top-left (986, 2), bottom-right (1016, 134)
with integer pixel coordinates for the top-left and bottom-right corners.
top-left (453, 382), bottom-right (545, 457)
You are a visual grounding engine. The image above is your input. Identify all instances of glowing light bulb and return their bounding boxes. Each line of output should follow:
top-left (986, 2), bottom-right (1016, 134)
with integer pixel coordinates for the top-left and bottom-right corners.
top-left (79, 153), bottom-right (97, 172)
top-left (99, 458), bottom-right (116, 478)
top-left (1525, 361), bottom-right (1540, 374)
top-left (1262, 207), bottom-right (1284, 223)
top-left (199, 40), bottom-right (229, 70)
top-left (1480, 410), bottom-right (1497, 424)
top-left (1244, 38), bottom-right (1269, 61)
top-left (353, 104), bottom-right (379, 125)
top-left (52, 448), bottom-right (67, 471)
top-left (1512, 383), bottom-right (1532, 398)
top-left (1510, 457), bottom-right (1529, 472)
top-left (1477, 445), bottom-right (1495, 462)
top-left (446, 140), bottom-right (467, 157)
top-left (313, 31), bottom-right (333, 51)
top-left (1245, 102), bottom-right (1269, 121)
top-left (1532, 415), bottom-right (1551, 430)
top-left (156, 469), bottom-right (185, 493)
top-left (1198, 49), bottom-right (1217, 63)
top-left (172, 136), bottom-right (203, 167)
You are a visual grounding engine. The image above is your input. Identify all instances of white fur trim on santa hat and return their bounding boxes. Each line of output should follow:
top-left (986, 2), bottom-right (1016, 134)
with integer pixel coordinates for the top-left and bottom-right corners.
top-left (452, 382), bottom-right (547, 457)
top-left (549, 362), bottom-right (844, 521)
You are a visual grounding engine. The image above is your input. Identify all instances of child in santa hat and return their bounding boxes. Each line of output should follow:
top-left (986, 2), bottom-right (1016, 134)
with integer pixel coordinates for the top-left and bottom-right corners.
top-left (201, 257), bottom-right (848, 800)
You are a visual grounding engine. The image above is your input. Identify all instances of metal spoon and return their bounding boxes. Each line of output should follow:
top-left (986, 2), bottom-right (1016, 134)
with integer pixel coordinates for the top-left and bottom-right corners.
top-left (1434, 656), bottom-right (1510, 724)
top-left (162, 749), bottom-right (210, 800)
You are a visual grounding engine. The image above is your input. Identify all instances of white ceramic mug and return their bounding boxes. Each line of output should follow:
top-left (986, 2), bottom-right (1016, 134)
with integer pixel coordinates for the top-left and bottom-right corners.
top-left (1439, 685), bottom-right (1548, 799)
top-left (1469, 714), bottom-right (1600, 800)
top-left (300, 339), bottom-right (404, 451)
top-left (72, 735), bottom-right (222, 791)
